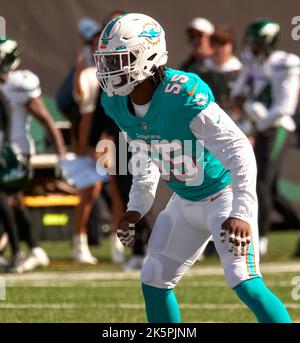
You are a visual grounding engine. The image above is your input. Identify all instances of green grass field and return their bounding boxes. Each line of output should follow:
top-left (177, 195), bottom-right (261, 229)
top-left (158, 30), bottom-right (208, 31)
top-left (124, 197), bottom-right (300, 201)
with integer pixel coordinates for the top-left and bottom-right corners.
top-left (0, 231), bottom-right (300, 323)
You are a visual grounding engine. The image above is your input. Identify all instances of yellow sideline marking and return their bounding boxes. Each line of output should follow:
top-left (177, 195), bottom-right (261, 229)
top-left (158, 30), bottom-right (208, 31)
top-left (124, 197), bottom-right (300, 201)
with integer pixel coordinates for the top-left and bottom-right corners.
top-left (22, 195), bottom-right (80, 207)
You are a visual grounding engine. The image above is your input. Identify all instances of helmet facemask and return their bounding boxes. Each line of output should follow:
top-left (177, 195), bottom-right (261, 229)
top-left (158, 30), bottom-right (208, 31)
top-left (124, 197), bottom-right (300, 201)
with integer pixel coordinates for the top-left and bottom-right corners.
top-left (94, 49), bottom-right (143, 96)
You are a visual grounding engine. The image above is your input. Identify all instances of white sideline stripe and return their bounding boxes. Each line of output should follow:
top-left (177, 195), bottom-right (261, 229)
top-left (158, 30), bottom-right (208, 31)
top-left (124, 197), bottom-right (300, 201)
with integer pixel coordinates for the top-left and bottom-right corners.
top-left (0, 303), bottom-right (299, 310)
top-left (4, 280), bottom-right (295, 288)
top-left (2, 262), bottom-right (300, 283)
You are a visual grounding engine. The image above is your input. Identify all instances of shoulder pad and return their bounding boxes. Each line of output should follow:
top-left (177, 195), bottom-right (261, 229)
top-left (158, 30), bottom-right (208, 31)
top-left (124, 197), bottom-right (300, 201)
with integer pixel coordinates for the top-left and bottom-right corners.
top-left (9, 70), bottom-right (40, 92)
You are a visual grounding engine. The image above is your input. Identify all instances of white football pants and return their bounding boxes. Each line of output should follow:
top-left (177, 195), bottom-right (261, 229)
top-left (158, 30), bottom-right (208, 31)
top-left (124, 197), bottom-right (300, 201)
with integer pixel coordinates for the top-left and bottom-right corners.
top-left (141, 186), bottom-right (261, 289)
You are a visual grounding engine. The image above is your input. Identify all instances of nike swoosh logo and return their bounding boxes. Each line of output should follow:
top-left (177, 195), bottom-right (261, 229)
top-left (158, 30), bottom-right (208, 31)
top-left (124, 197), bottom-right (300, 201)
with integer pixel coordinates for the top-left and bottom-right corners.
top-left (210, 193), bottom-right (222, 202)
top-left (188, 84), bottom-right (197, 96)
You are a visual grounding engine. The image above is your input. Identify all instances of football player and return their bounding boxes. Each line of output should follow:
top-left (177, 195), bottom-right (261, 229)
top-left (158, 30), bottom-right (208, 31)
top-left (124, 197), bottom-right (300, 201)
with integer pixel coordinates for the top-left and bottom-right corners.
top-left (0, 37), bottom-right (66, 272)
top-left (94, 14), bottom-right (291, 323)
top-left (0, 91), bottom-right (26, 270)
top-left (231, 20), bottom-right (300, 256)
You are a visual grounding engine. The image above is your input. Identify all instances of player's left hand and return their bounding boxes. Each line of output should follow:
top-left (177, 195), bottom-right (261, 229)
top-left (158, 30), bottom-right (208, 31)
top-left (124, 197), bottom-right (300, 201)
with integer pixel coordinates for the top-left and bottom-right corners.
top-left (220, 217), bottom-right (252, 256)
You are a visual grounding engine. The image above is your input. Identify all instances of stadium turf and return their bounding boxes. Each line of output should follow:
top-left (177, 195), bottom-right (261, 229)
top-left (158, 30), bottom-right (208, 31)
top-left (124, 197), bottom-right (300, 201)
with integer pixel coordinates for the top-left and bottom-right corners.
top-left (0, 231), bottom-right (299, 323)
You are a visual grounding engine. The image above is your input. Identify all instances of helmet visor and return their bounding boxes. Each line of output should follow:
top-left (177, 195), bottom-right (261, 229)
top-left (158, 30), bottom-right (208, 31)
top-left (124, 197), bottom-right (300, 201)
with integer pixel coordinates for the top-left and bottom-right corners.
top-left (96, 52), bottom-right (130, 73)
top-left (94, 50), bottom-right (137, 95)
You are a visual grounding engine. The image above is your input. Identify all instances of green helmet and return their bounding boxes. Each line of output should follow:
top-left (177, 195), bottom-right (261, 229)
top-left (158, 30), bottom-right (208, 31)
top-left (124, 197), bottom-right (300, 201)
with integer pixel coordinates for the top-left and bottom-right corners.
top-left (244, 19), bottom-right (280, 56)
top-left (0, 37), bottom-right (20, 74)
top-left (0, 143), bottom-right (31, 194)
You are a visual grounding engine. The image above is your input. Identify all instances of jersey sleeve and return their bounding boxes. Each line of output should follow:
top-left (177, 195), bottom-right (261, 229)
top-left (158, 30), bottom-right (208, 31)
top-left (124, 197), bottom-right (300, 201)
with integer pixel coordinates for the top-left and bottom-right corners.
top-left (230, 64), bottom-right (250, 98)
top-left (127, 154), bottom-right (161, 217)
top-left (190, 102), bottom-right (258, 224)
top-left (181, 73), bottom-right (215, 123)
top-left (243, 53), bottom-right (300, 131)
top-left (123, 132), bottom-right (161, 217)
top-left (268, 53), bottom-right (300, 119)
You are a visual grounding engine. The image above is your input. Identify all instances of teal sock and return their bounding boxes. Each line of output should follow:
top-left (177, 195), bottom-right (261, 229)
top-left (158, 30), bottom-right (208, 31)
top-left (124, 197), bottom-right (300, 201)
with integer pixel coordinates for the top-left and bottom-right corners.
top-left (141, 283), bottom-right (181, 323)
top-left (234, 277), bottom-right (291, 323)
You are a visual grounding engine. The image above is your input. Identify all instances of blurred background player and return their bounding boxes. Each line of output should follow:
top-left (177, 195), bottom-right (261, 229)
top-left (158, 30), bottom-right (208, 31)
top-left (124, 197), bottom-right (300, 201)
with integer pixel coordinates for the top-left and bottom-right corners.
top-left (0, 89), bottom-right (26, 270)
top-left (71, 18), bottom-right (103, 264)
top-left (0, 37), bottom-right (67, 272)
top-left (57, 13), bottom-right (128, 265)
top-left (94, 10), bottom-right (127, 265)
top-left (231, 19), bottom-right (300, 257)
top-left (72, 14), bottom-right (129, 264)
top-left (180, 17), bottom-right (215, 74)
top-left (88, 10), bottom-right (151, 268)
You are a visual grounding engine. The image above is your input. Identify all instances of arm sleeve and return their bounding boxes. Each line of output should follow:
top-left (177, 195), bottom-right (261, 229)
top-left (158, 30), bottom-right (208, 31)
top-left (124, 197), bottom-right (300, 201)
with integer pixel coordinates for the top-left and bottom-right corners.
top-left (190, 102), bottom-right (257, 224)
top-left (125, 135), bottom-right (161, 217)
top-left (243, 58), bottom-right (300, 131)
top-left (267, 60), bottom-right (300, 121)
top-left (230, 65), bottom-right (250, 98)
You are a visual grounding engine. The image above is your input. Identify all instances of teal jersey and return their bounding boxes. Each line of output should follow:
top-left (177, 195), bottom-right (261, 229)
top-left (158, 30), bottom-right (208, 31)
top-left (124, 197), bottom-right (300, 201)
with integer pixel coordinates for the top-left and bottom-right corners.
top-left (102, 68), bottom-right (231, 201)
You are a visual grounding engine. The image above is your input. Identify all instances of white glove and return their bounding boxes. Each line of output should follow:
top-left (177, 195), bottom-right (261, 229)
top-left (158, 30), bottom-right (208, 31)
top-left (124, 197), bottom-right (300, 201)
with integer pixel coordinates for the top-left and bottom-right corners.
top-left (243, 101), bottom-right (268, 121)
top-left (243, 101), bottom-right (273, 132)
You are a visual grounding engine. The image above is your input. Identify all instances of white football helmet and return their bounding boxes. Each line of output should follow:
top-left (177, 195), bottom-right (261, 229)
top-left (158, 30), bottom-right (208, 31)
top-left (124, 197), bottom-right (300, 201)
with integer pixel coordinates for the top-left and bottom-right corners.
top-left (94, 13), bottom-right (168, 96)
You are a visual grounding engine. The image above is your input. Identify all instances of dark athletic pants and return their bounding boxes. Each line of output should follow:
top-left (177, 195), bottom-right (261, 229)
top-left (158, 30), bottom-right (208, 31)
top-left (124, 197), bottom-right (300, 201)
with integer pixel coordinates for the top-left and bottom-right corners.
top-left (0, 193), bottom-right (20, 254)
top-left (13, 204), bottom-right (38, 249)
top-left (255, 127), bottom-right (300, 238)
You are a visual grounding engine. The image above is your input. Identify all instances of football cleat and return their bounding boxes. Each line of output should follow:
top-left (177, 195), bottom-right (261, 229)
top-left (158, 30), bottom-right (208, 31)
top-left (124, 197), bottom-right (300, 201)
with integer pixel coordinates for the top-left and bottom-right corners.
top-left (72, 234), bottom-right (98, 265)
top-left (111, 233), bottom-right (125, 263)
top-left (21, 247), bottom-right (50, 272)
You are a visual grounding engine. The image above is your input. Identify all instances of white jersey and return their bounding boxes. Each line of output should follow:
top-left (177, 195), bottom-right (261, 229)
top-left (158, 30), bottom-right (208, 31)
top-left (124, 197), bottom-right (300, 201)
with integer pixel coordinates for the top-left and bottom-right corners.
top-left (231, 50), bottom-right (300, 131)
top-left (203, 55), bottom-right (242, 73)
top-left (0, 70), bottom-right (41, 154)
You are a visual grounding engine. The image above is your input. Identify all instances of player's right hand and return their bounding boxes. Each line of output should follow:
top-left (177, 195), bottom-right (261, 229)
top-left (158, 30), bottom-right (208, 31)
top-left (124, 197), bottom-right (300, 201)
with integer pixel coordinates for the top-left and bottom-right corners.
top-left (117, 211), bottom-right (141, 247)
